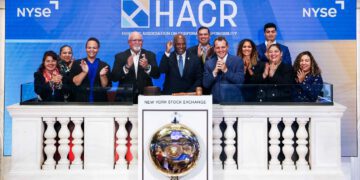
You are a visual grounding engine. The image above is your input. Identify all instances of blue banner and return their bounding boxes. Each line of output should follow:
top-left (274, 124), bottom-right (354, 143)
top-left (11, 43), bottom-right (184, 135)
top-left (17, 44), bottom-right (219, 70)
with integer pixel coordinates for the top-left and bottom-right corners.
top-left (6, 0), bottom-right (356, 40)
top-left (4, 0), bottom-right (357, 156)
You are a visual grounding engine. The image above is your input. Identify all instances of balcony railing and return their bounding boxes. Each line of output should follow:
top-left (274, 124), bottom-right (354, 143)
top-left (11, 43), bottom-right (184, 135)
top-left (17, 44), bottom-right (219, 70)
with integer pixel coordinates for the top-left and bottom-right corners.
top-left (6, 102), bottom-right (346, 180)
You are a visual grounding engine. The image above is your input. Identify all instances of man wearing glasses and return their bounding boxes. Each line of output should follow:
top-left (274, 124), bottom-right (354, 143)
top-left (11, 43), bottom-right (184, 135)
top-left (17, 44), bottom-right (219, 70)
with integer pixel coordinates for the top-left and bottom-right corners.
top-left (111, 31), bottom-right (160, 103)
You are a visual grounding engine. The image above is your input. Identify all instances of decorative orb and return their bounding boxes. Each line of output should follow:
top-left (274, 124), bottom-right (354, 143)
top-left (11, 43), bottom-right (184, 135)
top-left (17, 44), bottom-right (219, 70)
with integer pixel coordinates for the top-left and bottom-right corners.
top-left (149, 122), bottom-right (200, 177)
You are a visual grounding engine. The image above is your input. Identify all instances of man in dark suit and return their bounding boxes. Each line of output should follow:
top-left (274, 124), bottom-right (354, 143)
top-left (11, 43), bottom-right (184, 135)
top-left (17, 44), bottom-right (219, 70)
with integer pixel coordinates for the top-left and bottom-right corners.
top-left (257, 23), bottom-right (292, 65)
top-left (159, 34), bottom-right (203, 95)
top-left (203, 36), bottom-right (244, 103)
top-left (188, 26), bottom-right (214, 95)
top-left (188, 26), bottom-right (214, 65)
top-left (111, 31), bottom-right (160, 103)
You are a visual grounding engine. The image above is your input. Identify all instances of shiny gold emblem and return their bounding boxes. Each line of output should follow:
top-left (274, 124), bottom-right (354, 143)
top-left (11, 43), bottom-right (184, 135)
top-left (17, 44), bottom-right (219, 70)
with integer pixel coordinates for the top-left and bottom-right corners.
top-left (149, 117), bottom-right (200, 179)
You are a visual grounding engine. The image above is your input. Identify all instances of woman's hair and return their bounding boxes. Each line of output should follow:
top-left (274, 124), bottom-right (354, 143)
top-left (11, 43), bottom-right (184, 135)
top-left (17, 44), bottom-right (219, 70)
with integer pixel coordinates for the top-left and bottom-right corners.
top-left (267, 43), bottom-right (282, 53)
top-left (237, 39), bottom-right (258, 66)
top-left (293, 51), bottom-right (321, 76)
top-left (59, 45), bottom-right (73, 55)
top-left (37, 51), bottom-right (59, 72)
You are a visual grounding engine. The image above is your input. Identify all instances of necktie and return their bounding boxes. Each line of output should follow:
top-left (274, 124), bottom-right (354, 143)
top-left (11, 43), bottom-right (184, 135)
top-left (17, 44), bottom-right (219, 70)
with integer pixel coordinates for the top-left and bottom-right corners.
top-left (202, 47), bottom-right (207, 63)
top-left (178, 55), bottom-right (184, 77)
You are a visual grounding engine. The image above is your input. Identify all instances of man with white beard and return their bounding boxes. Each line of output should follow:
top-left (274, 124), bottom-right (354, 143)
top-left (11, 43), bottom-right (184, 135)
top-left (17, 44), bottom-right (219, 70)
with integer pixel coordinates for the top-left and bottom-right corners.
top-left (111, 31), bottom-right (160, 103)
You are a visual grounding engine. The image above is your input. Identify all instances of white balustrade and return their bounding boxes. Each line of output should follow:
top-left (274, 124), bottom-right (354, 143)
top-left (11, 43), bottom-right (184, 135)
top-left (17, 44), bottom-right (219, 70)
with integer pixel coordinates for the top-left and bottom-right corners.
top-left (224, 117), bottom-right (237, 170)
top-left (6, 103), bottom-right (346, 180)
top-left (268, 117), bottom-right (281, 170)
top-left (115, 117), bottom-right (128, 170)
top-left (296, 117), bottom-right (310, 170)
top-left (213, 117), bottom-right (223, 169)
top-left (129, 118), bottom-right (138, 170)
top-left (70, 117), bottom-right (83, 170)
top-left (42, 117), bottom-right (57, 170)
top-left (282, 117), bottom-right (295, 170)
top-left (56, 117), bottom-right (70, 170)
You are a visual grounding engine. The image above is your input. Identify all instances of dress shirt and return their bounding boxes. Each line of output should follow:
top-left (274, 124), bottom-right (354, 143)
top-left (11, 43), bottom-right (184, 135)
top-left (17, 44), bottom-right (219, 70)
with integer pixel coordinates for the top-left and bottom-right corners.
top-left (123, 50), bottom-right (151, 77)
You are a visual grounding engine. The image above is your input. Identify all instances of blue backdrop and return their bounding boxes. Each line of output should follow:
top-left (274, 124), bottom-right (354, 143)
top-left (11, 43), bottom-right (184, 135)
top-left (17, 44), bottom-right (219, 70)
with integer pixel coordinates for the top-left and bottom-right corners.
top-left (4, 0), bottom-right (356, 155)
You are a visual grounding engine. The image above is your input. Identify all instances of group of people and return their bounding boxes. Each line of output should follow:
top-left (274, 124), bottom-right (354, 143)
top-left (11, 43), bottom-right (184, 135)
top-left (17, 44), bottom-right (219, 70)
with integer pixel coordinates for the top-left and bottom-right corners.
top-left (34, 23), bottom-right (323, 104)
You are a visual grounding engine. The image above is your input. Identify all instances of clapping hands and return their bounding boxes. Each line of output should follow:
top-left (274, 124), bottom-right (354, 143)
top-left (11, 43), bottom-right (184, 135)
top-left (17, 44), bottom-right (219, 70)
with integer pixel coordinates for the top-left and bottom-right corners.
top-left (139, 54), bottom-right (149, 69)
top-left (80, 60), bottom-right (89, 73)
top-left (51, 74), bottom-right (62, 84)
top-left (126, 55), bottom-right (134, 69)
top-left (100, 66), bottom-right (109, 76)
top-left (213, 58), bottom-right (227, 75)
top-left (297, 69), bottom-right (306, 83)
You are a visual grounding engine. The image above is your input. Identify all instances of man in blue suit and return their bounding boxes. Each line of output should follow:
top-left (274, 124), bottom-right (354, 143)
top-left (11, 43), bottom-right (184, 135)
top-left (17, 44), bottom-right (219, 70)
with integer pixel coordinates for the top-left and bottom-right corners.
top-left (203, 36), bottom-right (244, 103)
top-left (257, 23), bottom-right (292, 65)
top-left (159, 34), bottom-right (203, 95)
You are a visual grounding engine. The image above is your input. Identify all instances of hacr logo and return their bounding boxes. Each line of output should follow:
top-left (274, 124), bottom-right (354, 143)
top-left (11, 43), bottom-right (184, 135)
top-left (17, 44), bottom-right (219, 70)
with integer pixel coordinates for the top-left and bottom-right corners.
top-left (121, 0), bottom-right (150, 28)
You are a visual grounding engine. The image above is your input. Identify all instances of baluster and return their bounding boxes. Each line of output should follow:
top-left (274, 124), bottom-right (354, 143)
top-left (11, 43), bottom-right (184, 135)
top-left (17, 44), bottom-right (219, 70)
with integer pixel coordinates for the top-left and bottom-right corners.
top-left (224, 117), bottom-right (237, 170)
top-left (56, 117), bottom-right (70, 170)
top-left (70, 117), bottom-right (84, 170)
top-left (296, 117), bottom-right (310, 170)
top-left (268, 117), bottom-right (281, 170)
top-left (42, 117), bottom-right (57, 170)
top-left (282, 117), bottom-right (295, 170)
top-left (115, 118), bottom-right (128, 170)
top-left (129, 118), bottom-right (138, 169)
top-left (213, 117), bottom-right (223, 170)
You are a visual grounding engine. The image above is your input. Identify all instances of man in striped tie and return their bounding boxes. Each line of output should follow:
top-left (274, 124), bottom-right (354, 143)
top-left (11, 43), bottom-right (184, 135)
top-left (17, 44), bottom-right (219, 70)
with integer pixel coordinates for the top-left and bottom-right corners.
top-left (188, 26), bottom-right (214, 66)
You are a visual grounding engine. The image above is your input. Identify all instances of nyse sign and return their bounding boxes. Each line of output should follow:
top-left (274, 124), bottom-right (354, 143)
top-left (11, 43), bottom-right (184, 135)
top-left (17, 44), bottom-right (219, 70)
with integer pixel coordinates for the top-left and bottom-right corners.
top-left (302, 0), bottom-right (345, 18)
top-left (155, 0), bottom-right (237, 27)
top-left (16, 0), bottom-right (59, 18)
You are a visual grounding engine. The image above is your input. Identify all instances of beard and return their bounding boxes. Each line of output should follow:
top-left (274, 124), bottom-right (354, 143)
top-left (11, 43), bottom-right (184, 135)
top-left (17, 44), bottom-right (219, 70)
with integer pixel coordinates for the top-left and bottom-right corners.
top-left (133, 46), bottom-right (141, 52)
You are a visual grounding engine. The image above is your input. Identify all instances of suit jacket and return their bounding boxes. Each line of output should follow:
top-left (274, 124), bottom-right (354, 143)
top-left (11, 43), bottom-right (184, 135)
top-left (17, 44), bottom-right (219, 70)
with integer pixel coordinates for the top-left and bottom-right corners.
top-left (34, 71), bottom-right (66, 102)
top-left (257, 42), bottom-right (292, 65)
top-left (188, 44), bottom-right (215, 66)
top-left (188, 44), bottom-right (215, 95)
top-left (111, 49), bottom-right (160, 102)
top-left (203, 54), bottom-right (244, 103)
top-left (159, 50), bottom-right (203, 95)
top-left (69, 59), bottom-right (111, 102)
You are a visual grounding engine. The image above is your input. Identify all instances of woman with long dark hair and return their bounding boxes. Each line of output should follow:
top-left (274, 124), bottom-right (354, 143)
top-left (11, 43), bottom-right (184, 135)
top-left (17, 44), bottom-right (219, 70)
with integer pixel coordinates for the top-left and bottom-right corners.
top-left (237, 39), bottom-right (265, 101)
top-left (293, 51), bottom-right (323, 102)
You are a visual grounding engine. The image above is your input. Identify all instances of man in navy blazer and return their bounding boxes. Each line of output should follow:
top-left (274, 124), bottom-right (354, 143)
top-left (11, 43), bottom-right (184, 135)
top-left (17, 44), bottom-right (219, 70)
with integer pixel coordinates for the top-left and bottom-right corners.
top-left (257, 23), bottom-right (292, 65)
top-left (159, 34), bottom-right (203, 95)
top-left (203, 36), bottom-right (244, 103)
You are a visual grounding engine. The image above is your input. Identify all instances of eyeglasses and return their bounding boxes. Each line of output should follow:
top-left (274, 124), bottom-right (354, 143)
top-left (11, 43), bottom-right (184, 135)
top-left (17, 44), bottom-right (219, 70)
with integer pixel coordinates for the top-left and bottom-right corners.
top-left (130, 39), bottom-right (143, 42)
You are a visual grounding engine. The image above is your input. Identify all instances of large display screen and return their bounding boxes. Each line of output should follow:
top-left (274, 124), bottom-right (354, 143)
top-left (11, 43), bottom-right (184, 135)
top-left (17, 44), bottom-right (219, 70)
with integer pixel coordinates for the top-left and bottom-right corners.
top-left (4, 0), bottom-right (357, 156)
